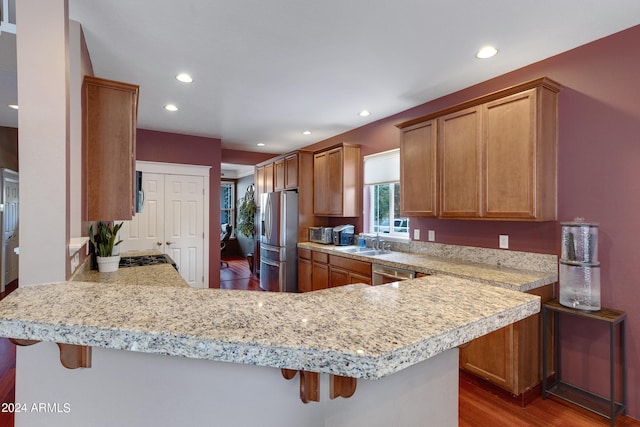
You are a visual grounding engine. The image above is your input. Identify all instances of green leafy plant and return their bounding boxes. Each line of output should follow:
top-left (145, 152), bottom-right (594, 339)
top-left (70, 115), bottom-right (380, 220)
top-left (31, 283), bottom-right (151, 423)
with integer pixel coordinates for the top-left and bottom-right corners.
top-left (89, 221), bottom-right (124, 257)
top-left (237, 184), bottom-right (256, 238)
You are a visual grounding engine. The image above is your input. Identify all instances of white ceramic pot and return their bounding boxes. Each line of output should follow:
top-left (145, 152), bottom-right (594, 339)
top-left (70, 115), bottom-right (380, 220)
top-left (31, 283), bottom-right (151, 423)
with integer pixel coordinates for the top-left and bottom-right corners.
top-left (96, 255), bottom-right (120, 273)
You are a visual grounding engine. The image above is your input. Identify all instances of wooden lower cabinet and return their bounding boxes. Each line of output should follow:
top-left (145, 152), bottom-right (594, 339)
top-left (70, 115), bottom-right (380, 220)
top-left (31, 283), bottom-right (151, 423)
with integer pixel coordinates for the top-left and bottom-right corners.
top-left (298, 249), bottom-right (371, 292)
top-left (328, 254), bottom-right (371, 287)
top-left (297, 249), bottom-right (313, 293)
top-left (459, 284), bottom-right (554, 395)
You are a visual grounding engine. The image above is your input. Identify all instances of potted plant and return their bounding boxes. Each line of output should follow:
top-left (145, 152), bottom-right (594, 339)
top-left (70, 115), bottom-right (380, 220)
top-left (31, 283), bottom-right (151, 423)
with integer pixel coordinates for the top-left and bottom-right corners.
top-left (90, 221), bottom-right (124, 272)
top-left (237, 184), bottom-right (256, 238)
top-left (236, 184), bottom-right (256, 272)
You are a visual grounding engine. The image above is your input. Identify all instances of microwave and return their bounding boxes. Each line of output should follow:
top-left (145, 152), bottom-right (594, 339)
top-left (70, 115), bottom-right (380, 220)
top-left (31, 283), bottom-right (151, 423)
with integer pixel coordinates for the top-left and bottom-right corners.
top-left (309, 227), bottom-right (333, 244)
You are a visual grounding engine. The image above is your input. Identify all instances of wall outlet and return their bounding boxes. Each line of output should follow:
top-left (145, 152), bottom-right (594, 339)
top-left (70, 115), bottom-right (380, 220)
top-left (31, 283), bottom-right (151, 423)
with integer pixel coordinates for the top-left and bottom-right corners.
top-left (499, 235), bottom-right (509, 249)
top-left (428, 230), bottom-right (435, 242)
top-left (413, 229), bottom-right (420, 240)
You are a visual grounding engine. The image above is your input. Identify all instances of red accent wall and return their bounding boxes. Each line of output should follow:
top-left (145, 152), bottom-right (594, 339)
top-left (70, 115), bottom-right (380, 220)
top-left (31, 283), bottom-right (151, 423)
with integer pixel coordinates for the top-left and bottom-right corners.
top-left (136, 128), bottom-right (222, 288)
top-left (305, 25), bottom-right (640, 417)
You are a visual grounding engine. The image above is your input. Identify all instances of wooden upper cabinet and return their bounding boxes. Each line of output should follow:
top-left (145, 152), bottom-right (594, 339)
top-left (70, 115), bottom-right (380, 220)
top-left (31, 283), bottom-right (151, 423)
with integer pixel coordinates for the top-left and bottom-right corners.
top-left (439, 106), bottom-right (482, 218)
top-left (264, 163), bottom-right (274, 194)
top-left (255, 165), bottom-right (265, 204)
top-left (83, 76), bottom-right (139, 221)
top-left (313, 144), bottom-right (360, 217)
top-left (400, 120), bottom-right (437, 217)
top-left (274, 159), bottom-right (286, 191)
top-left (483, 87), bottom-right (557, 220)
top-left (313, 151), bottom-right (329, 214)
top-left (397, 77), bottom-right (559, 221)
top-left (284, 154), bottom-right (298, 189)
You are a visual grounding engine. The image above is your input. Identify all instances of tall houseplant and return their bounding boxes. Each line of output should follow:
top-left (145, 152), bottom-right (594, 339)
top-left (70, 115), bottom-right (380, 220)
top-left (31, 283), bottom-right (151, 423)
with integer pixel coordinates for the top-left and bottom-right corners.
top-left (90, 221), bottom-right (124, 272)
top-left (236, 184), bottom-right (256, 238)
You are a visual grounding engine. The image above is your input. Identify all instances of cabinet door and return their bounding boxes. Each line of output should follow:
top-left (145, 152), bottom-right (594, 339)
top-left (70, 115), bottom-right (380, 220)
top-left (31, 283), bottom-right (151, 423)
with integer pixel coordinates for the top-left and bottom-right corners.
top-left (329, 266), bottom-right (350, 288)
top-left (264, 163), bottom-right (274, 194)
top-left (255, 166), bottom-right (265, 204)
top-left (284, 154), bottom-right (298, 189)
top-left (84, 76), bottom-right (139, 221)
top-left (298, 257), bottom-right (312, 293)
top-left (327, 148), bottom-right (344, 215)
top-left (349, 272), bottom-right (371, 285)
top-left (313, 152), bottom-right (329, 215)
top-left (439, 106), bottom-right (482, 218)
top-left (483, 89), bottom-right (536, 219)
top-left (274, 159), bottom-right (285, 191)
top-left (459, 324), bottom-right (515, 392)
top-left (400, 120), bottom-right (437, 217)
top-left (312, 262), bottom-right (329, 291)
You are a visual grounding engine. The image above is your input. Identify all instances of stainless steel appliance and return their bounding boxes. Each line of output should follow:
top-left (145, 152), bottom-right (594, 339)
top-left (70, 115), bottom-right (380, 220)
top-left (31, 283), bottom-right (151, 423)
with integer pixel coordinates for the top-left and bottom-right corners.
top-left (309, 226), bottom-right (333, 244)
top-left (332, 224), bottom-right (355, 246)
top-left (260, 191), bottom-right (299, 292)
top-left (372, 264), bottom-right (415, 285)
top-left (118, 254), bottom-right (178, 271)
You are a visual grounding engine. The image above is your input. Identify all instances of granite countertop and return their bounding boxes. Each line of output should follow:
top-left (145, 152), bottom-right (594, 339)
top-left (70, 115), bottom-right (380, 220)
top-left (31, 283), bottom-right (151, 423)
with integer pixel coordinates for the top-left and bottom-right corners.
top-left (70, 251), bottom-right (189, 288)
top-left (0, 276), bottom-right (538, 379)
top-left (299, 242), bottom-right (557, 292)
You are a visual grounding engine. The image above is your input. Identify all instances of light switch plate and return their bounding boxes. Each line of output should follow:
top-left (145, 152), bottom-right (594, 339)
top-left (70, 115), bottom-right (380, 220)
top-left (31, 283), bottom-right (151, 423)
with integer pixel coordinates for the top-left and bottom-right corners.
top-left (413, 229), bottom-right (420, 240)
top-left (428, 230), bottom-right (435, 242)
top-left (499, 235), bottom-right (509, 249)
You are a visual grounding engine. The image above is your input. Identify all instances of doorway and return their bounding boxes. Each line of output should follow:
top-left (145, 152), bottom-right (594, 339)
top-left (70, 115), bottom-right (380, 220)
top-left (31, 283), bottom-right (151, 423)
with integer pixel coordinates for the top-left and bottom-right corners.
top-left (1, 169), bottom-right (18, 293)
top-left (120, 161), bottom-right (210, 288)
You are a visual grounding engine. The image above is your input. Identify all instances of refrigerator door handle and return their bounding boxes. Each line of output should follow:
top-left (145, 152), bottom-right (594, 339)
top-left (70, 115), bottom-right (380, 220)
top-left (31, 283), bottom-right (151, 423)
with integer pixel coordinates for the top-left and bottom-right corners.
top-left (265, 195), bottom-right (272, 241)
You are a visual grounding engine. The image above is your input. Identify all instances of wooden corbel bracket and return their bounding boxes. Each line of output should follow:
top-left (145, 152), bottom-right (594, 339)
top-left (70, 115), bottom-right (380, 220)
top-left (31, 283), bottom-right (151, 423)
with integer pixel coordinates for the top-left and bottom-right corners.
top-left (280, 369), bottom-right (357, 403)
top-left (9, 339), bottom-right (92, 369)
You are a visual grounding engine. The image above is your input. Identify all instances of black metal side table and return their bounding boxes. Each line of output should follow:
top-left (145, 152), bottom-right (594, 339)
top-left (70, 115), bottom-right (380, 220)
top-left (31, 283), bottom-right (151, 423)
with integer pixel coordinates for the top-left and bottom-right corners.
top-left (542, 299), bottom-right (626, 427)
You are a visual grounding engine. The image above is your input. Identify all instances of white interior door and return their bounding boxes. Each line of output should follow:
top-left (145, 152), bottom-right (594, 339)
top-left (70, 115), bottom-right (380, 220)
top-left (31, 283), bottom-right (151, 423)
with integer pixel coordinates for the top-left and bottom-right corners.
top-left (164, 174), bottom-right (205, 288)
top-left (121, 173), bottom-right (165, 253)
top-left (2, 170), bottom-right (19, 291)
top-left (121, 169), bottom-right (206, 289)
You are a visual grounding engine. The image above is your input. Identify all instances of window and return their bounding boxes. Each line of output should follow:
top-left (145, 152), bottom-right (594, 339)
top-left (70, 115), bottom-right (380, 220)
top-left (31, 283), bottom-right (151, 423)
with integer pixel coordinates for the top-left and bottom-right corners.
top-left (220, 181), bottom-right (235, 231)
top-left (363, 149), bottom-right (409, 238)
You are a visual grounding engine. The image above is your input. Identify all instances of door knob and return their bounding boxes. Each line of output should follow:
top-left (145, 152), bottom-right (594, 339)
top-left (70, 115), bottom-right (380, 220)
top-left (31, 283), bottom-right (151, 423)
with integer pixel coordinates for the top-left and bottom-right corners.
top-left (156, 242), bottom-right (162, 246)
top-left (166, 241), bottom-right (173, 246)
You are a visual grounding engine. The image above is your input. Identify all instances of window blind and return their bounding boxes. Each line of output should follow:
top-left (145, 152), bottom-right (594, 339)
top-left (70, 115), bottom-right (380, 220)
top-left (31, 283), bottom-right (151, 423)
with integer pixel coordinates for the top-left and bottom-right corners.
top-left (363, 148), bottom-right (400, 185)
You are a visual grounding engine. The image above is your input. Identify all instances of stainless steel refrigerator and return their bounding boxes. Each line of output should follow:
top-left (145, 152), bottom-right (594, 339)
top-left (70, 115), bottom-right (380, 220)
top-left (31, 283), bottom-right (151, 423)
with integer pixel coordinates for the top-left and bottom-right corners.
top-left (259, 191), bottom-right (298, 292)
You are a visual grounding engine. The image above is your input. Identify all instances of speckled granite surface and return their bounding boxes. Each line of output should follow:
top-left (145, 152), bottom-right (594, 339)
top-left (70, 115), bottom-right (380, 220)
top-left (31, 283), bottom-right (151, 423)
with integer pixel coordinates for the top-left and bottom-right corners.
top-left (70, 253), bottom-right (188, 288)
top-left (299, 242), bottom-right (557, 292)
top-left (0, 276), bottom-right (539, 379)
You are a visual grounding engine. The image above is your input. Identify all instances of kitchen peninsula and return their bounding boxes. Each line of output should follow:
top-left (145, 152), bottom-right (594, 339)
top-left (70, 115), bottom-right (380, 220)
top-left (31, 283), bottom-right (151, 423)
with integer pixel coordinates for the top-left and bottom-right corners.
top-left (0, 264), bottom-right (540, 426)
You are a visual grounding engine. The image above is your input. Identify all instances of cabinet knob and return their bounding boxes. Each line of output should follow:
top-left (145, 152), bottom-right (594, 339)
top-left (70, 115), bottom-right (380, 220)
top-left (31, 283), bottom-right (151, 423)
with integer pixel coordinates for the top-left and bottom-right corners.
top-left (166, 241), bottom-right (173, 246)
top-left (156, 242), bottom-right (162, 246)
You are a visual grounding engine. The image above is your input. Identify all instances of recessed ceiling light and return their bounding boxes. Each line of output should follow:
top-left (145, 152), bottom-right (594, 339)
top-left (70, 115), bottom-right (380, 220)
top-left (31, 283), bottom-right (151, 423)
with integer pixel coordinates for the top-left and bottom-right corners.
top-left (165, 104), bottom-right (178, 111)
top-left (476, 46), bottom-right (498, 59)
top-left (257, 143), bottom-right (265, 147)
top-left (176, 73), bottom-right (193, 83)
top-left (358, 110), bottom-right (371, 117)
top-left (7, 104), bottom-right (18, 110)
top-left (302, 130), bottom-right (312, 135)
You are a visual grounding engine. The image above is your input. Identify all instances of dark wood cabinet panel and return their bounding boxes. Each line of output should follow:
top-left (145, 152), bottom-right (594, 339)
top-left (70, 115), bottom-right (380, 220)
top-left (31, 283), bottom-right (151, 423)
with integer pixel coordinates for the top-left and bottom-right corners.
top-left (439, 106), bottom-right (482, 218)
top-left (313, 144), bottom-right (360, 217)
top-left (83, 76), bottom-right (139, 221)
top-left (400, 120), bottom-right (437, 217)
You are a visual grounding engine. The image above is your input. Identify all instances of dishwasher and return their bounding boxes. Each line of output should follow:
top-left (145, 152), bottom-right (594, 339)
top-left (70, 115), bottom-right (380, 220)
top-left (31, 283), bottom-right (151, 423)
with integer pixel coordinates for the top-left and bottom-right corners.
top-left (372, 264), bottom-right (416, 285)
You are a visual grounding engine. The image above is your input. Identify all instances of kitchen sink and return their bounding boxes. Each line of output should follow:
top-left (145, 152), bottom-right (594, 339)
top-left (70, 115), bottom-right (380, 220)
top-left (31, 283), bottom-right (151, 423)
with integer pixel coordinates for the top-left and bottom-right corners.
top-left (335, 247), bottom-right (386, 256)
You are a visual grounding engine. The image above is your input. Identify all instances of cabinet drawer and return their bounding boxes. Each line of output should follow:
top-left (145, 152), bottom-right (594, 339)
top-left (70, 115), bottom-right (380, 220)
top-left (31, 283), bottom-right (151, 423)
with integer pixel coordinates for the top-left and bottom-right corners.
top-left (312, 251), bottom-right (328, 264)
top-left (298, 248), bottom-right (311, 260)
top-left (329, 254), bottom-right (371, 277)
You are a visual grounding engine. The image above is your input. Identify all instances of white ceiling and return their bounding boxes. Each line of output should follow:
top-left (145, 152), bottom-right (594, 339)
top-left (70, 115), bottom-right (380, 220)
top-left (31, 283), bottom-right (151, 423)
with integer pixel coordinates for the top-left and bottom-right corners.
top-left (2, 1), bottom-right (640, 156)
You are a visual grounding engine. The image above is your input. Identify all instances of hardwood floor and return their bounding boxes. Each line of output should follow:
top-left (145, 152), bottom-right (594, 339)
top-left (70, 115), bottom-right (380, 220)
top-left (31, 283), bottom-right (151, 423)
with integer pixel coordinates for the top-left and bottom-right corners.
top-left (220, 255), bottom-right (261, 291)
top-left (0, 271), bottom-right (637, 426)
